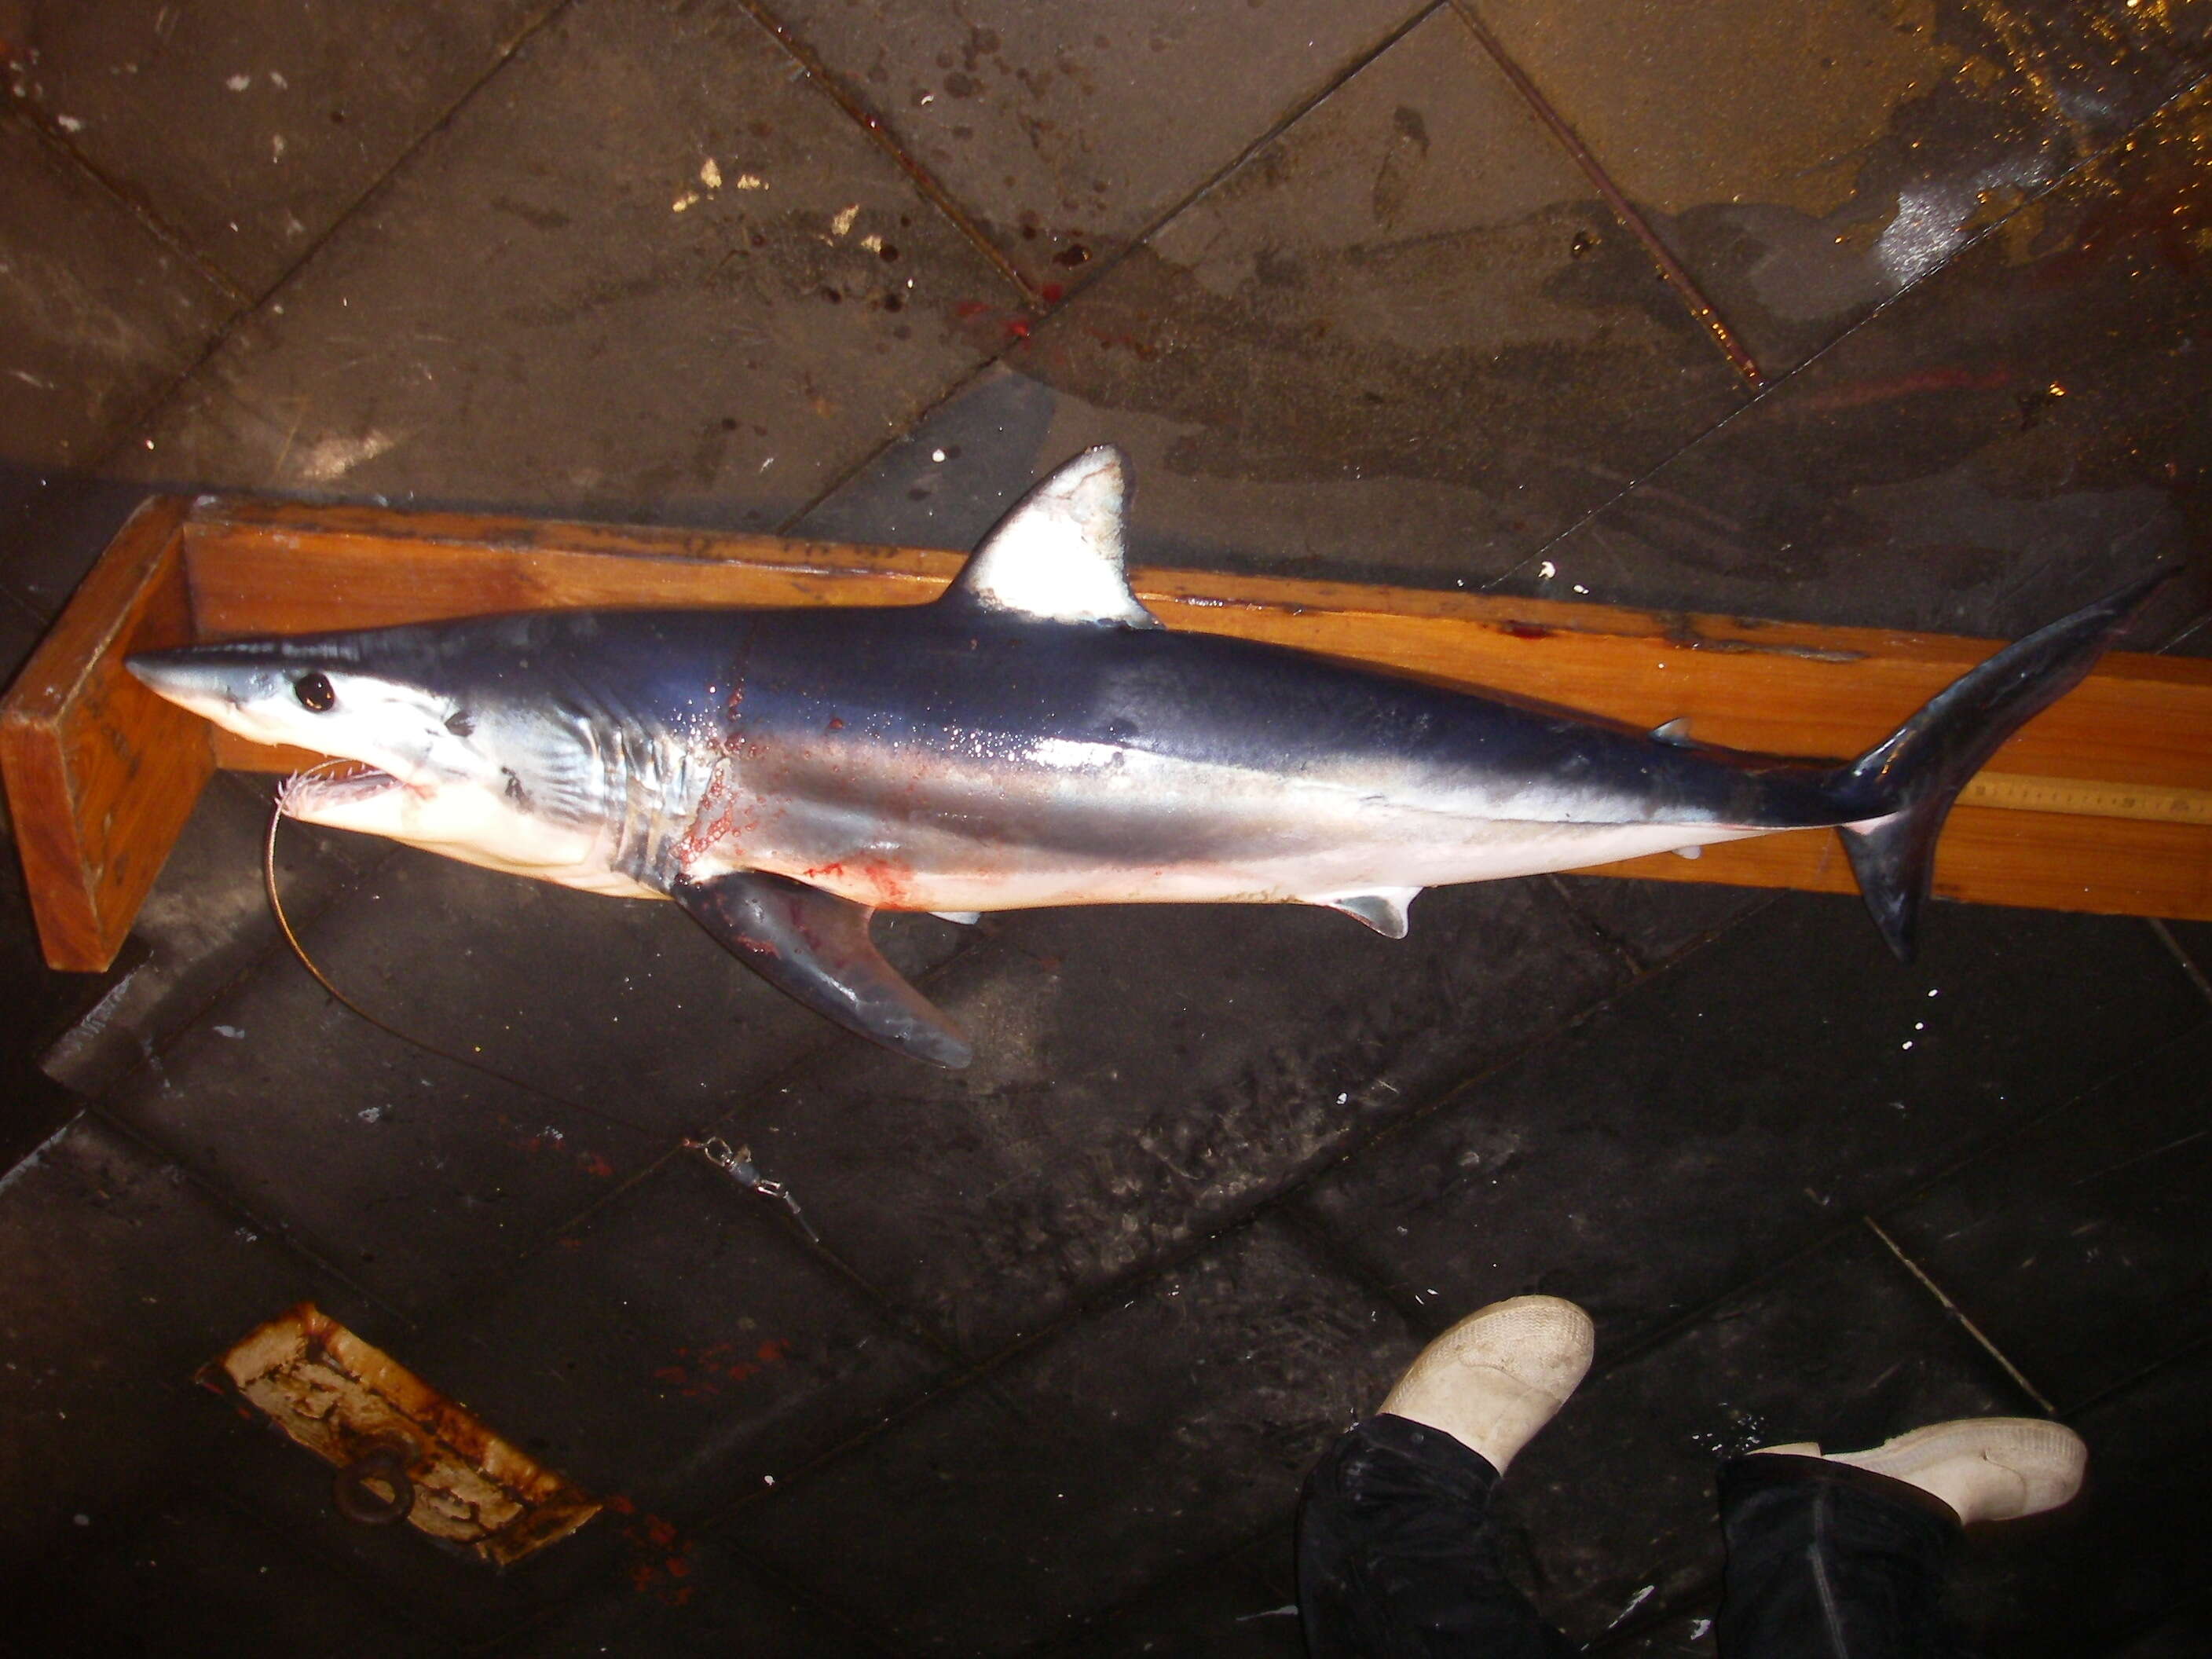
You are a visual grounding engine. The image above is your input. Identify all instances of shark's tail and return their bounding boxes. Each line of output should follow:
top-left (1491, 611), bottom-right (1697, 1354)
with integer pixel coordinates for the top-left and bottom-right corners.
top-left (1829, 567), bottom-right (2174, 962)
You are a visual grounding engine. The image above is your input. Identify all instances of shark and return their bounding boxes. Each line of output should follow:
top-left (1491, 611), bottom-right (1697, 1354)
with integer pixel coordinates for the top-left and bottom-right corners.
top-left (127, 448), bottom-right (2166, 1068)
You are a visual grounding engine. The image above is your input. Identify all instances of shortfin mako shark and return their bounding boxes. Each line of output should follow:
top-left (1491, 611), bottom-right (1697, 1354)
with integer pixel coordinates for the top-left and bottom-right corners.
top-left (129, 449), bottom-right (2167, 1068)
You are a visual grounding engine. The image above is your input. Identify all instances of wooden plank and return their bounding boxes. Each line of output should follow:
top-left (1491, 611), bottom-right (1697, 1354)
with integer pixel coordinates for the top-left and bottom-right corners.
top-left (1592, 809), bottom-right (2212, 921)
top-left (11, 493), bottom-right (2206, 975)
top-left (0, 497), bottom-right (211, 971)
top-left (178, 500), bottom-right (2212, 775)
top-left (176, 496), bottom-right (2212, 920)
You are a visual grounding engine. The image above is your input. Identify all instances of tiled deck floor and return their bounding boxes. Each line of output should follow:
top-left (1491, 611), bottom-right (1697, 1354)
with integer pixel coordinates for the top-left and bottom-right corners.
top-left (4, 2), bottom-right (2209, 1653)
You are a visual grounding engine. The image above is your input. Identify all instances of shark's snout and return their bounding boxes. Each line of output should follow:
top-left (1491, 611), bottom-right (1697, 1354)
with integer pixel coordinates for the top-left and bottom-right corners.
top-left (125, 648), bottom-right (237, 708)
top-left (124, 643), bottom-right (346, 753)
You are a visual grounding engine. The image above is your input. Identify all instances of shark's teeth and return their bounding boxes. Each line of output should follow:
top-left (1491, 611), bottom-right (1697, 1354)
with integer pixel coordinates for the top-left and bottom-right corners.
top-left (277, 763), bottom-right (397, 819)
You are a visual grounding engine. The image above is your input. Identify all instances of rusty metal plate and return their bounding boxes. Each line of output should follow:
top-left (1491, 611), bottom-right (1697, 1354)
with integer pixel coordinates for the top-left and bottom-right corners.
top-left (211, 1302), bottom-right (598, 1566)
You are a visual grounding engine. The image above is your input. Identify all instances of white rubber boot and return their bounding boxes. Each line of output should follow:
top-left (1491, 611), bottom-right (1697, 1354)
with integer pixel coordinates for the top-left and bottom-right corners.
top-left (1379, 1295), bottom-right (1595, 1473)
top-left (1753, 1418), bottom-right (2087, 1523)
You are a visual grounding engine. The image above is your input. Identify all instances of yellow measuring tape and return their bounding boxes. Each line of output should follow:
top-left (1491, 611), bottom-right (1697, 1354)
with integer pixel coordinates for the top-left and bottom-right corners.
top-left (1964, 772), bottom-right (2212, 825)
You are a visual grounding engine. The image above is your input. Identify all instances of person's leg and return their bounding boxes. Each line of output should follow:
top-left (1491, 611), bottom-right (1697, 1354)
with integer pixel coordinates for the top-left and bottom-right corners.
top-left (1298, 1297), bottom-right (1591, 1658)
top-left (1716, 1419), bottom-right (2087, 1658)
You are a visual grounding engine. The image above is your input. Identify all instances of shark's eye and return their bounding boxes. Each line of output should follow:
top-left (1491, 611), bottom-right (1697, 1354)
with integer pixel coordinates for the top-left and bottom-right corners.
top-left (294, 672), bottom-right (336, 712)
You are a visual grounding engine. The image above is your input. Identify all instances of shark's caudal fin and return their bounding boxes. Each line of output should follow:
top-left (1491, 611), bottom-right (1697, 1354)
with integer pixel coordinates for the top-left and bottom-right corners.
top-left (1833, 568), bottom-right (2174, 962)
top-left (938, 446), bottom-right (1163, 629)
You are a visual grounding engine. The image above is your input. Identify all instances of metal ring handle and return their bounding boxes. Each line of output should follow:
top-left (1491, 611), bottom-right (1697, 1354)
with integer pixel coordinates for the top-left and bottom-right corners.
top-left (332, 1437), bottom-right (417, 1525)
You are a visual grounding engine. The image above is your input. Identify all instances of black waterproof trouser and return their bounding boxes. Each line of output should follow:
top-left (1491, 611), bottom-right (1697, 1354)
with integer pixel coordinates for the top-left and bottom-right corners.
top-left (1298, 1415), bottom-right (1967, 1658)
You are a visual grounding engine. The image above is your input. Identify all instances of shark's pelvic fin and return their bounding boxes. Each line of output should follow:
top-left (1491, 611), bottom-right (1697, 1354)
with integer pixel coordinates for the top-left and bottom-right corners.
top-left (672, 871), bottom-right (972, 1068)
top-left (941, 445), bottom-right (1163, 629)
top-left (1315, 888), bottom-right (1422, 939)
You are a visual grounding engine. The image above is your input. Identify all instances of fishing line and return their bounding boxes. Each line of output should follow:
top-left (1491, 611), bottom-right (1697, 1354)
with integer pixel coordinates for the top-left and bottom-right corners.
top-left (255, 783), bottom-right (879, 1345)
top-left (263, 775), bottom-right (644, 1133)
top-left (263, 763), bottom-right (394, 1029)
top-left (265, 787), bottom-right (646, 1141)
top-left (260, 782), bottom-right (785, 1189)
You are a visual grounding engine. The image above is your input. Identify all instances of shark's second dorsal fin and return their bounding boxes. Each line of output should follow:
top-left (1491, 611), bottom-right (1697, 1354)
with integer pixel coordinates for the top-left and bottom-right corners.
top-left (942, 446), bottom-right (1162, 629)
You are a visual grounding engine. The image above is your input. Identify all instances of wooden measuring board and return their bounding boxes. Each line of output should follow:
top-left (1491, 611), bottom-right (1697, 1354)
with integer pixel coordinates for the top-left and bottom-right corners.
top-left (1959, 772), bottom-right (2212, 826)
top-left (5, 493), bottom-right (2208, 972)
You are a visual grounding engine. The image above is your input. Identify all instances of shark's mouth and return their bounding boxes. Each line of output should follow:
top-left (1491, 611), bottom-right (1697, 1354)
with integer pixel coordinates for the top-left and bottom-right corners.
top-left (276, 761), bottom-right (402, 819)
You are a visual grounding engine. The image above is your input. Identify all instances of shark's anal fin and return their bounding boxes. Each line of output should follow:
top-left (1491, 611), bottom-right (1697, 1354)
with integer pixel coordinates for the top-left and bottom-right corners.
top-left (672, 871), bottom-right (972, 1068)
top-left (1313, 888), bottom-right (1422, 939)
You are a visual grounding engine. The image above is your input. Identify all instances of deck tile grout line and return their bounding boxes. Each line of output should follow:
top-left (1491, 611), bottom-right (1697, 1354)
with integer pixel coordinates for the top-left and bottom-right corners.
top-left (1013, 1522), bottom-right (1295, 1657)
top-left (1448, 0), bottom-right (1763, 389)
top-left (75, 1101), bottom-right (414, 1331)
top-left (1073, 0), bottom-right (1452, 288)
top-left (732, 0), bottom-right (1038, 306)
top-left (1273, 1199), bottom-right (1441, 1336)
top-left (69, 821), bottom-right (405, 1111)
top-left (2148, 918), bottom-right (2212, 1008)
top-left (679, 927), bottom-right (1759, 1539)
top-left (1856, 1012), bottom-right (2212, 1238)
top-left (2053, 1329), bottom-right (2212, 1424)
top-left (1474, 68), bottom-right (2212, 602)
top-left (774, 0), bottom-right (1452, 535)
top-left (2, 105), bottom-right (253, 309)
top-left (46, 0), bottom-right (584, 513)
top-left (1862, 1214), bottom-right (2056, 1415)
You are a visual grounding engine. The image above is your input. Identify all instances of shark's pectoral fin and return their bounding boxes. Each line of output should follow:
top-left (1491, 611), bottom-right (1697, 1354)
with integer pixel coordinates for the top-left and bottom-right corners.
top-left (1313, 888), bottom-right (1422, 939)
top-left (672, 871), bottom-right (972, 1068)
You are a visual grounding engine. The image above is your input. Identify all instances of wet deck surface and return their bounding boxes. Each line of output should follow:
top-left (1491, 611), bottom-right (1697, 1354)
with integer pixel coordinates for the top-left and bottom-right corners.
top-left (4, 2), bottom-right (2210, 1653)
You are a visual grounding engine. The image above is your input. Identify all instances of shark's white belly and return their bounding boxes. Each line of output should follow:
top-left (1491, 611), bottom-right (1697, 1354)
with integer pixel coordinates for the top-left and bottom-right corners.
top-left (735, 818), bottom-right (1769, 914)
top-left (314, 731), bottom-right (1775, 917)
top-left (667, 735), bottom-right (1776, 914)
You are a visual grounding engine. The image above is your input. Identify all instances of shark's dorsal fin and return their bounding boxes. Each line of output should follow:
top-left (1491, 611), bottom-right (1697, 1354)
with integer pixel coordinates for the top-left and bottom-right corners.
top-left (943, 446), bottom-right (1162, 629)
top-left (1313, 888), bottom-right (1422, 939)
